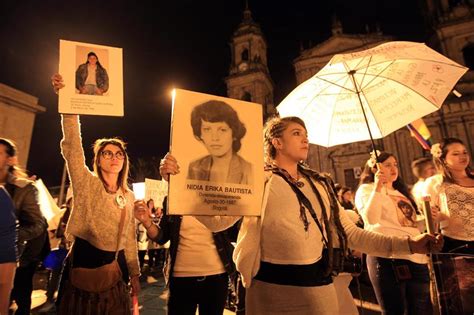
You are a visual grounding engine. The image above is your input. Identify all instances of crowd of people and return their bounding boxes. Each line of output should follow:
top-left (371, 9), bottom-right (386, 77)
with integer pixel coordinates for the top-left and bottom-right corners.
top-left (0, 139), bottom-right (50, 315)
top-left (0, 74), bottom-right (472, 315)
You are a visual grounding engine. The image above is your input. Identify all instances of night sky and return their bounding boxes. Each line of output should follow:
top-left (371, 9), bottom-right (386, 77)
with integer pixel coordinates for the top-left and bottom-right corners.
top-left (0, 0), bottom-right (427, 187)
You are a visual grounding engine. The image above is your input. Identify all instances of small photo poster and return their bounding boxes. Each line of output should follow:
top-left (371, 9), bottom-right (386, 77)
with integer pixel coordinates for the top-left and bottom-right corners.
top-left (58, 39), bottom-right (124, 116)
top-left (168, 89), bottom-right (264, 216)
top-left (391, 195), bottom-right (418, 228)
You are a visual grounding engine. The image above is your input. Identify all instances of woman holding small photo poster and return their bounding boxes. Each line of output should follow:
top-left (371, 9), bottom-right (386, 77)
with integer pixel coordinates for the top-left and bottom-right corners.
top-left (52, 74), bottom-right (139, 315)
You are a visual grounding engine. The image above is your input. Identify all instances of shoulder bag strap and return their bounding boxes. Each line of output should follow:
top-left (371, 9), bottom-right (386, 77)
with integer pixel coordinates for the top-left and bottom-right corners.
top-left (272, 171), bottom-right (329, 247)
top-left (114, 206), bottom-right (127, 260)
top-left (67, 200), bottom-right (127, 269)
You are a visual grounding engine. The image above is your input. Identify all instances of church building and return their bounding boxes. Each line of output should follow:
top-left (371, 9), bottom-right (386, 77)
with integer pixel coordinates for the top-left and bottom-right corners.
top-left (225, 1), bottom-right (474, 188)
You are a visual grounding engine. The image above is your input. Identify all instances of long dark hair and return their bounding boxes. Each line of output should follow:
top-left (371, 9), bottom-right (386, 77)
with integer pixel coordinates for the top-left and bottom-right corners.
top-left (359, 151), bottom-right (419, 212)
top-left (191, 100), bottom-right (246, 153)
top-left (86, 52), bottom-right (106, 71)
top-left (0, 138), bottom-right (28, 179)
top-left (433, 137), bottom-right (474, 183)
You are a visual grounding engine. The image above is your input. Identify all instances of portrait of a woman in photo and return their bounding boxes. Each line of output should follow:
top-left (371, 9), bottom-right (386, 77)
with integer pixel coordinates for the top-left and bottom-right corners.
top-left (75, 51), bottom-right (109, 96)
top-left (187, 100), bottom-right (253, 185)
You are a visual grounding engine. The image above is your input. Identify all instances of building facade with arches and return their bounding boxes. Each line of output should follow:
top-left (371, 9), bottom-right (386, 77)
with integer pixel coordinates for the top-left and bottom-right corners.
top-left (225, 1), bottom-right (474, 188)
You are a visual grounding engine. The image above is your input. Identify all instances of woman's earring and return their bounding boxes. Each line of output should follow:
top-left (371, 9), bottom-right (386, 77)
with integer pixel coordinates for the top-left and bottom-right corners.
top-left (272, 138), bottom-right (282, 150)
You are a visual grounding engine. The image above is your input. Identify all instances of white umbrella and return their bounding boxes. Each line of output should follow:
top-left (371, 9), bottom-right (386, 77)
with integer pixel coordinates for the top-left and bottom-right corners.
top-left (277, 41), bottom-right (468, 151)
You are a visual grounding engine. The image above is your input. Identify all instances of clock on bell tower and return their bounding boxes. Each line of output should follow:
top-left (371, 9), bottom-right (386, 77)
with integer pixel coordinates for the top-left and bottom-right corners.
top-left (225, 3), bottom-right (275, 119)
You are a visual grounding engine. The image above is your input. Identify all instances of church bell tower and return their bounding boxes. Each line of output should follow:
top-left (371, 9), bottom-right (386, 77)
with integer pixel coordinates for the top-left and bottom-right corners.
top-left (225, 3), bottom-right (275, 119)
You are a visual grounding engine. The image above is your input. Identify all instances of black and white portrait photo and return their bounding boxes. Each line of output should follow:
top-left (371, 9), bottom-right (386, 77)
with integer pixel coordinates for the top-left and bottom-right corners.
top-left (187, 100), bottom-right (253, 185)
top-left (168, 89), bottom-right (263, 216)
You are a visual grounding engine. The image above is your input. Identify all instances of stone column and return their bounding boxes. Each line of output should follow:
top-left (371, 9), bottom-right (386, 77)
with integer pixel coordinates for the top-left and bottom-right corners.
top-left (0, 83), bottom-right (46, 167)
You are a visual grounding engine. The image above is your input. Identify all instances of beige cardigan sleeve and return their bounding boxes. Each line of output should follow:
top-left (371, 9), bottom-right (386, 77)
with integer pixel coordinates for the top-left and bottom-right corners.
top-left (60, 114), bottom-right (95, 235)
top-left (124, 200), bottom-right (140, 277)
top-left (60, 114), bottom-right (94, 189)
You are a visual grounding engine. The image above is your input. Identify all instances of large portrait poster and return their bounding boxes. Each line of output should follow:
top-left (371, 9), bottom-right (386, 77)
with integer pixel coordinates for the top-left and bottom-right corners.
top-left (168, 89), bottom-right (264, 216)
top-left (58, 40), bottom-right (124, 116)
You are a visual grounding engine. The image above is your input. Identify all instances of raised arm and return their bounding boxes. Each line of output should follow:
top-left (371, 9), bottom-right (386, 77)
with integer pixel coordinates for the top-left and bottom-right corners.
top-left (60, 114), bottom-right (93, 188)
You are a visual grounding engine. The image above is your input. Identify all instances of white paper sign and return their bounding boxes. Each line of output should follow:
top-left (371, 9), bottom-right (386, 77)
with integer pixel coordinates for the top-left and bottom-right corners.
top-left (58, 39), bottom-right (124, 116)
top-left (144, 178), bottom-right (168, 208)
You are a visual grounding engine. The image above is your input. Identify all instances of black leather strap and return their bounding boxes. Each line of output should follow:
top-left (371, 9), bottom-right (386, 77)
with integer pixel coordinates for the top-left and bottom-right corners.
top-left (272, 171), bottom-right (329, 246)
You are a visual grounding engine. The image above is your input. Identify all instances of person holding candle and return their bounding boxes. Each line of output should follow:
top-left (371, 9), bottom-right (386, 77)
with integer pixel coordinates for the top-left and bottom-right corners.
top-left (424, 138), bottom-right (474, 255)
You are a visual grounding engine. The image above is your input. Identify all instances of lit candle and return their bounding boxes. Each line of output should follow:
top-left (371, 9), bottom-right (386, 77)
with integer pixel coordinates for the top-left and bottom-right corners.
top-left (132, 182), bottom-right (146, 200)
top-left (422, 195), bottom-right (435, 234)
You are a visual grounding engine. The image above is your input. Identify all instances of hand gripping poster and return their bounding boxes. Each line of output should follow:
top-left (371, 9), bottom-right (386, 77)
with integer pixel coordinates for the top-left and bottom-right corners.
top-left (58, 39), bottom-right (124, 116)
top-left (168, 89), bottom-right (263, 216)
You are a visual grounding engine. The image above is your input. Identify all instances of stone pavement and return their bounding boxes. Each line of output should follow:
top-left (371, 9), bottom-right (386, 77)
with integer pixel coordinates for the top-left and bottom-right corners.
top-left (134, 270), bottom-right (168, 314)
top-left (29, 267), bottom-right (236, 315)
top-left (27, 266), bottom-right (380, 314)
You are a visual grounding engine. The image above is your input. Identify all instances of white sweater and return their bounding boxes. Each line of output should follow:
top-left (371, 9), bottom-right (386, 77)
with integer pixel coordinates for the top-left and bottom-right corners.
top-left (197, 173), bottom-right (414, 288)
top-left (355, 183), bottom-right (427, 264)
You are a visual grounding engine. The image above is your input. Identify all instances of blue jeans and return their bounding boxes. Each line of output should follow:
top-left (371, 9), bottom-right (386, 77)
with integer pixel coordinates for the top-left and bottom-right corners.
top-left (366, 256), bottom-right (432, 315)
top-left (82, 84), bottom-right (97, 95)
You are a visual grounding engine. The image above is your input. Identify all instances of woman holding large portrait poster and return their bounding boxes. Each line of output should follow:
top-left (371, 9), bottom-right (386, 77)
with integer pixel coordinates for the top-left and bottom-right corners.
top-left (152, 116), bottom-right (442, 315)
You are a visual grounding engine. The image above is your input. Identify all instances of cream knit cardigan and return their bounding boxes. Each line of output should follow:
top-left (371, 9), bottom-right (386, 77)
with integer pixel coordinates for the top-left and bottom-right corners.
top-left (61, 114), bottom-right (139, 277)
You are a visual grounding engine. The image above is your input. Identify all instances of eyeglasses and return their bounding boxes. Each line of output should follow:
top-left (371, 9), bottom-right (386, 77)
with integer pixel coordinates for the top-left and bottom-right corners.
top-left (101, 150), bottom-right (125, 160)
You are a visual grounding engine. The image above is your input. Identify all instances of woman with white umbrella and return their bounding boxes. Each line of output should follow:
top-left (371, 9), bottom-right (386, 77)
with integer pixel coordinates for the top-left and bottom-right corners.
top-left (355, 151), bottom-right (432, 315)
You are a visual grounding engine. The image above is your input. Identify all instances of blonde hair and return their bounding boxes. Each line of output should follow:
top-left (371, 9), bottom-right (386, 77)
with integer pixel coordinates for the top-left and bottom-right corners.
top-left (263, 116), bottom-right (306, 164)
top-left (92, 138), bottom-right (130, 192)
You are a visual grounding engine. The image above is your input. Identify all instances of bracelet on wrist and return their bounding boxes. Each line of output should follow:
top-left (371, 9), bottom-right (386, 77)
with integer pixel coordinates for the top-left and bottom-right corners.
top-left (144, 221), bottom-right (153, 230)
